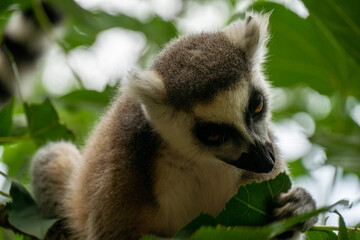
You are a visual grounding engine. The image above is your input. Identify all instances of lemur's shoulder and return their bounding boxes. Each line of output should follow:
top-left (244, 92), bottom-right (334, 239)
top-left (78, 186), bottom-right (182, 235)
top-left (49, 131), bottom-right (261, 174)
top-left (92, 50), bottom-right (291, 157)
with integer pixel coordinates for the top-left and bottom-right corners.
top-left (79, 95), bottom-right (161, 202)
top-left (65, 96), bottom-right (162, 238)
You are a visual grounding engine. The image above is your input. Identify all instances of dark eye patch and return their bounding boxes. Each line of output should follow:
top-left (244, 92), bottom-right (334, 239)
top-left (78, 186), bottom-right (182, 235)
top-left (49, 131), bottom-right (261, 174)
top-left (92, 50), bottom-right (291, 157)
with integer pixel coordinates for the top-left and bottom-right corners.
top-left (193, 121), bottom-right (240, 147)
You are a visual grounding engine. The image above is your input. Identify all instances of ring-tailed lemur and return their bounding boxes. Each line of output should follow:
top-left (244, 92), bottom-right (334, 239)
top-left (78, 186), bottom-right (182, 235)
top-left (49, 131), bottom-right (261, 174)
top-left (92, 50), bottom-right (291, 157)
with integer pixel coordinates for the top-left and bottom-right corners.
top-left (31, 12), bottom-right (317, 240)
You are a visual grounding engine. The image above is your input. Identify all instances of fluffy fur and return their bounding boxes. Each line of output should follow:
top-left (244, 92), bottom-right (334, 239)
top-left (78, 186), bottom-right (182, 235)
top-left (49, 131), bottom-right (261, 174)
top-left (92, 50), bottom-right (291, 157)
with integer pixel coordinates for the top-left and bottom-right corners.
top-left (31, 12), bottom-right (317, 240)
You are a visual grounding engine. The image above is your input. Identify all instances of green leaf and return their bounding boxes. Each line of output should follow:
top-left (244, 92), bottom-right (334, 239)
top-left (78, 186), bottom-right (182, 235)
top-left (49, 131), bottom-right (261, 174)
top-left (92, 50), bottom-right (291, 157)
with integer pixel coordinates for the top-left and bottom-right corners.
top-left (216, 173), bottom-right (291, 226)
top-left (53, 86), bottom-right (115, 144)
top-left (24, 99), bottom-right (74, 145)
top-left (348, 229), bottom-right (360, 240)
top-left (5, 181), bottom-right (58, 239)
top-left (287, 159), bottom-right (308, 178)
top-left (306, 230), bottom-right (338, 240)
top-left (190, 225), bottom-right (271, 240)
top-left (0, 98), bottom-right (14, 138)
top-left (140, 236), bottom-right (162, 240)
top-left (175, 173), bottom-right (291, 238)
top-left (302, 0), bottom-right (360, 66)
top-left (174, 213), bottom-right (217, 239)
top-left (58, 86), bottom-right (116, 110)
top-left (2, 141), bottom-right (37, 183)
top-left (252, 2), bottom-right (360, 98)
top-left (177, 200), bottom-right (348, 240)
top-left (1, 228), bottom-right (18, 240)
top-left (335, 210), bottom-right (350, 240)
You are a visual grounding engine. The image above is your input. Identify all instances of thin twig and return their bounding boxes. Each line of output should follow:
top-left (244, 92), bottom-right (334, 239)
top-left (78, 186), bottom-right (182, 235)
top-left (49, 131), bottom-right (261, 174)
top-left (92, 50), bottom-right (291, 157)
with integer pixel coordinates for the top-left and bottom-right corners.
top-left (0, 191), bottom-right (11, 199)
top-left (310, 225), bottom-right (359, 232)
top-left (0, 136), bottom-right (31, 143)
top-left (0, 170), bottom-right (9, 178)
top-left (1, 44), bottom-right (24, 104)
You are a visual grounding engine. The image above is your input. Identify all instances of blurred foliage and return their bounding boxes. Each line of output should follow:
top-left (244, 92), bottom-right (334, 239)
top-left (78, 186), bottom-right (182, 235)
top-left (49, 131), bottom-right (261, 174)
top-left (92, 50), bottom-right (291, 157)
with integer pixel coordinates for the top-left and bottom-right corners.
top-left (0, 0), bottom-right (360, 239)
top-left (45, 0), bottom-right (177, 51)
top-left (5, 181), bottom-right (58, 239)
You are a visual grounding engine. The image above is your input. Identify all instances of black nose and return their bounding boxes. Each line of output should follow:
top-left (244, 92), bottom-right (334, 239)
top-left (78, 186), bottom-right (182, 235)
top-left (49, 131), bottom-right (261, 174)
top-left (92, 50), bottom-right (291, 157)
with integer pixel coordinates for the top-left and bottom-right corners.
top-left (230, 142), bottom-right (275, 173)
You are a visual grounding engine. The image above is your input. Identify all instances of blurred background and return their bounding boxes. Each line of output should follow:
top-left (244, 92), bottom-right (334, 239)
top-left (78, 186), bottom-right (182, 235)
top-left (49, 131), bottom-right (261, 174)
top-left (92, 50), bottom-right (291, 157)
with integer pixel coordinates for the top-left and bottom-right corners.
top-left (0, 0), bottom-right (359, 234)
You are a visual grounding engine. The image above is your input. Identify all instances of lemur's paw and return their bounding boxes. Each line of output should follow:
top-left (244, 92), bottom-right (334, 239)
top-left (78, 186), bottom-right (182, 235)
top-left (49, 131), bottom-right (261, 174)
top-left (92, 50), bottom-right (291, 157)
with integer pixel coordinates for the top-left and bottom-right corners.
top-left (273, 187), bottom-right (318, 239)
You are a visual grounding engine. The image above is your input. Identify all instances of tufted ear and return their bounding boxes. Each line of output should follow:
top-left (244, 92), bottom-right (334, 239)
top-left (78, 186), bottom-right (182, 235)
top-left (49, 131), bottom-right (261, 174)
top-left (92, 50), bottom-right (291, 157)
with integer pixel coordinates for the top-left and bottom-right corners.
top-left (224, 11), bottom-right (270, 63)
top-left (122, 70), bottom-right (166, 105)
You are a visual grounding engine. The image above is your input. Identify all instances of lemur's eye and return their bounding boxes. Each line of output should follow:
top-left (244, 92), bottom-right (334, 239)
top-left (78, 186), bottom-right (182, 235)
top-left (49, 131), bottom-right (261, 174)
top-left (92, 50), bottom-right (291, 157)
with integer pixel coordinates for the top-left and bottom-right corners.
top-left (254, 100), bottom-right (264, 114)
top-left (194, 123), bottom-right (228, 147)
top-left (207, 132), bottom-right (224, 145)
top-left (249, 93), bottom-right (265, 119)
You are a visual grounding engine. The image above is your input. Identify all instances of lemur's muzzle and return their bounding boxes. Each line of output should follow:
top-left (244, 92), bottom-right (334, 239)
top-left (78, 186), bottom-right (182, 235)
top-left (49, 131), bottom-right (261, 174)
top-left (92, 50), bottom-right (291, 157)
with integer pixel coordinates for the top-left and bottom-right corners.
top-left (230, 142), bottom-right (275, 173)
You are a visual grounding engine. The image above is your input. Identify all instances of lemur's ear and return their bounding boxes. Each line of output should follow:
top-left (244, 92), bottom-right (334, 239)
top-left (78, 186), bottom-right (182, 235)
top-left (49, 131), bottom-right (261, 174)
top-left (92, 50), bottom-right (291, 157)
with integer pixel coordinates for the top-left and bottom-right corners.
top-left (123, 70), bottom-right (166, 105)
top-left (224, 11), bottom-right (270, 63)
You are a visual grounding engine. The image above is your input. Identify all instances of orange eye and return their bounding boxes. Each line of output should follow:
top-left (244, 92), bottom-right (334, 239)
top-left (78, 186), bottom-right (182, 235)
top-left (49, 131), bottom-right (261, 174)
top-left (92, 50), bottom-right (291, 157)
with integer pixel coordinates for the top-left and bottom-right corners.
top-left (208, 134), bottom-right (220, 141)
top-left (254, 101), bottom-right (263, 114)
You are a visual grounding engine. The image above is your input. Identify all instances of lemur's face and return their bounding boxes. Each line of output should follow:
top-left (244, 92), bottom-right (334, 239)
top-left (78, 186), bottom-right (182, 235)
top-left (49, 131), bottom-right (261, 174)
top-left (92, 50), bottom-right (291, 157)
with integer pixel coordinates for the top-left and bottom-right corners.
top-left (191, 79), bottom-right (275, 173)
top-left (125, 12), bottom-right (275, 173)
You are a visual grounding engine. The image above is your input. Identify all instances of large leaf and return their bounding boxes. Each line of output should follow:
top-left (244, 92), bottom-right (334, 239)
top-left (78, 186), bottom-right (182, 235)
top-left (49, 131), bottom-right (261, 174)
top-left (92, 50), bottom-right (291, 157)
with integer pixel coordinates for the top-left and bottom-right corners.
top-left (2, 141), bottom-right (37, 183)
top-left (146, 200), bottom-right (347, 240)
top-left (46, 0), bottom-right (177, 51)
top-left (5, 181), bottom-right (58, 239)
top-left (186, 200), bottom-right (349, 240)
top-left (189, 225), bottom-right (271, 240)
top-left (174, 213), bottom-right (217, 239)
top-left (215, 172), bottom-right (291, 226)
top-left (335, 210), bottom-right (350, 240)
top-left (175, 173), bottom-right (292, 238)
top-left (0, 98), bottom-right (14, 138)
top-left (348, 230), bottom-right (360, 240)
top-left (251, 2), bottom-right (360, 98)
top-left (57, 85), bottom-right (116, 110)
top-left (53, 86), bottom-right (115, 144)
top-left (24, 99), bottom-right (74, 145)
top-left (287, 159), bottom-right (308, 179)
top-left (302, 0), bottom-right (360, 66)
top-left (306, 230), bottom-right (338, 240)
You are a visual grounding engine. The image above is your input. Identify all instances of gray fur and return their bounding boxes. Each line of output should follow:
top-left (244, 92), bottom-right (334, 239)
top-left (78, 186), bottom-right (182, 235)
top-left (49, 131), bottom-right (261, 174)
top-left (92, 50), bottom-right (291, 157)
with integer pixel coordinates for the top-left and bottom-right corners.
top-left (275, 187), bottom-right (318, 232)
top-left (63, 96), bottom-right (162, 239)
top-left (152, 32), bottom-right (249, 110)
top-left (31, 141), bottom-right (80, 218)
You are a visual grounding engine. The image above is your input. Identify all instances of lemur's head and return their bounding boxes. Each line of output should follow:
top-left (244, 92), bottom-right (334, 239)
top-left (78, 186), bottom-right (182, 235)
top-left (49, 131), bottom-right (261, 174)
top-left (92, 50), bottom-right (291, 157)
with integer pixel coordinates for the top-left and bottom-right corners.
top-left (124, 12), bottom-right (276, 173)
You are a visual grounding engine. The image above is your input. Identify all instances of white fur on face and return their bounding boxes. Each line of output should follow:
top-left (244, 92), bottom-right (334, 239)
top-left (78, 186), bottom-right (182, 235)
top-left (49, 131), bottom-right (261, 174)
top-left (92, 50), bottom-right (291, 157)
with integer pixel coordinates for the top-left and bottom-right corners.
top-left (192, 73), bottom-right (272, 144)
top-left (192, 80), bottom-right (252, 142)
top-left (142, 73), bottom-right (273, 165)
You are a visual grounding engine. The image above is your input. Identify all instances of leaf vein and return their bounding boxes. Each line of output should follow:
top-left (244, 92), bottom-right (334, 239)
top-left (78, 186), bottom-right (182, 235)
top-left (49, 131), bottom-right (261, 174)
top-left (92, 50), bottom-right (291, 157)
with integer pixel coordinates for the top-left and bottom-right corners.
top-left (234, 197), bottom-right (268, 216)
